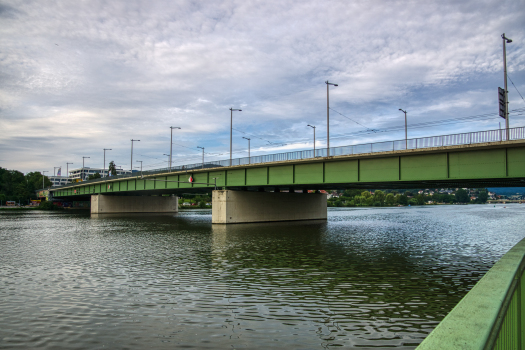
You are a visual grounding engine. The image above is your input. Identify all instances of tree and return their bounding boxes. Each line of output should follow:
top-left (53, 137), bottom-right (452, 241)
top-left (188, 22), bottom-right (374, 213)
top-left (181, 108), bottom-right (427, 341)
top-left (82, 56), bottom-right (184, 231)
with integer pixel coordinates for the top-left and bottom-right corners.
top-left (108, 161), bottom-right (117, 176)
top-left (373, 190), bottom-right (385, 206)
top-left (416, 194), bottom-right (425, 205)
top-left (88, 173), bottom-right (101, 180)
top-left (398, 194), bottom-right (408, 206)
top-left (385, 193), bottom-right (395, 206)
top-left (478, 191), bottom-right (488, 203)
top-left (455, 189), bottom-right (470, 203)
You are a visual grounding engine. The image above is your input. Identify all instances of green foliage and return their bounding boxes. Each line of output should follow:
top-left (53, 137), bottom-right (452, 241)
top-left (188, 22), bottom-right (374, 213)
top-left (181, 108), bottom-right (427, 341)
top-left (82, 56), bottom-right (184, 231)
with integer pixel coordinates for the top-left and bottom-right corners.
top-left (108, 161), bottom-right (117, 176)
top-left (0, 167), bottom-right (51, 202)
top-left (38, 201), bottom-right (62, 210)
top-left (88, 173), bottom-right (101, 180)
top-left (455, 189), bottom-right (470, 203)
top-left (478, 191), bottom-right (488, 203)
top-left (398, 194), bottom-right (408, 205)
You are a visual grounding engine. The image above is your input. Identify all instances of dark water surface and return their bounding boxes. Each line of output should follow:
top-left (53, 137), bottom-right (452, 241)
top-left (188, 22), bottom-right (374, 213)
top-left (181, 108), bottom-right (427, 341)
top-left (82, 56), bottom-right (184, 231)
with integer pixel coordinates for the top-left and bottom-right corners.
top-left (1, 204), bottom-right (524, 349)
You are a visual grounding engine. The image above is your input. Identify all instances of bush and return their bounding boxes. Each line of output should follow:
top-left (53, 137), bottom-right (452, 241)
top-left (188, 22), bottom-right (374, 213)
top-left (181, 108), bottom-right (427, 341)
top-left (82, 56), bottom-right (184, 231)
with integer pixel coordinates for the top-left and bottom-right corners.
top-left (38, 201), bottom-right (62, 210)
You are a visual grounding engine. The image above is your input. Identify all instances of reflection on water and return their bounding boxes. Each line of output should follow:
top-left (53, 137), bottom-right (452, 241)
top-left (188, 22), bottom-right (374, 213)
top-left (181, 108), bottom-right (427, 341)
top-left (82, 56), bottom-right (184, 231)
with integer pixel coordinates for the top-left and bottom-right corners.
top-left (0, 205), bottom-right (524, 349)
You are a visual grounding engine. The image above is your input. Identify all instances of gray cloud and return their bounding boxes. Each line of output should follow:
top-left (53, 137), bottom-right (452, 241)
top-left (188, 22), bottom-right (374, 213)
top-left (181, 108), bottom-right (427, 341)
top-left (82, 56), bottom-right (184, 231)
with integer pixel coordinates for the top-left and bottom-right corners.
top-left (0, 0), bottom-right (524, 173)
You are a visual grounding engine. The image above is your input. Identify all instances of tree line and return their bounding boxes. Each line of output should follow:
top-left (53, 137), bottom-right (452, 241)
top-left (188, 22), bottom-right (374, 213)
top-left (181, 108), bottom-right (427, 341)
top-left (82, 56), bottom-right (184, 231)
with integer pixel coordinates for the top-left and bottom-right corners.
top-left (328, 188), bottom-right (488, 207)
top-left (0, 167), bottom-right (52, 203)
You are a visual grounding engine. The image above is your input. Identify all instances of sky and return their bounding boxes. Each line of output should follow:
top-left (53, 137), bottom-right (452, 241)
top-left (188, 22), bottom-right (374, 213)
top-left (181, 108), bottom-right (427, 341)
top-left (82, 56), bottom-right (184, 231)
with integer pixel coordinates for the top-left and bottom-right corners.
top-left (1, 0), bottom-right (525, 175)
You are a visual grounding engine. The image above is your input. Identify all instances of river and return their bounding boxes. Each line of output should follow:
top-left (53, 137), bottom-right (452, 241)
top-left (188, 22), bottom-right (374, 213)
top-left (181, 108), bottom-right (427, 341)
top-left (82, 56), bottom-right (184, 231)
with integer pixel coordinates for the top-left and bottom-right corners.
top-left (1, 204), bottom-right (524, 349)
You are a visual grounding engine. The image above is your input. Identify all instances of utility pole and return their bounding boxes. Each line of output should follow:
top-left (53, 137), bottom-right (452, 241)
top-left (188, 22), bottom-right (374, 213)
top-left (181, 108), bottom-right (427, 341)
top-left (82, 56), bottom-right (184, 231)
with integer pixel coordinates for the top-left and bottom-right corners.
top-left (242, 137), bottom-right (251, 163)
top-left (42, 171), bottom-right (48, 189)
top-left (230, 108), bottom-right (242, 166)
top-left (197, 146), bottom-right (205, 169)
top-left (66, 163), bottom-right (73, 183)
top-left (103, 148), bottom-right (112, 177)
top-left (307, 125), bottom-right (316, 157)
top-left (399, 109), bottom-right (407, 149)
top-left (325, 81), bottom-right (338, 156)
top-left (82, 156), bottom-right (90, 181)
top-left (169, 127), bottom-right (181, 172)
top-left (502, 33), bottom-right (512, 140)
top-left (131, 139), bottom-right (140, 173)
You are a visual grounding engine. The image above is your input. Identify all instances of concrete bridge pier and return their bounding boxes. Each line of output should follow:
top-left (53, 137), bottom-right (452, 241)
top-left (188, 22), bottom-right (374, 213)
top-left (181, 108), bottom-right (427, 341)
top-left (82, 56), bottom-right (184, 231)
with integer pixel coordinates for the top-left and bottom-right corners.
top-left (91, 194), bottom-right (179, 214)
top-left (212, 190), bottom-right (327, 224)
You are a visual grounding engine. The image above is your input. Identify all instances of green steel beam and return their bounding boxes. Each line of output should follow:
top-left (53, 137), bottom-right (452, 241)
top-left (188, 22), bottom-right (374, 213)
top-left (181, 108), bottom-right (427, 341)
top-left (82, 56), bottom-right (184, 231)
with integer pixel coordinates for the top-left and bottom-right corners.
top-left (50, 143), bottom-right (525, 198)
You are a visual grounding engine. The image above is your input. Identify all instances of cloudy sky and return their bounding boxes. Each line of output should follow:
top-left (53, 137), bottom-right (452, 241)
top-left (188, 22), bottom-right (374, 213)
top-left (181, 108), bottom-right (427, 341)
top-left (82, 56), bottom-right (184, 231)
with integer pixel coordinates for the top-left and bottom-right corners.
top-left (1, 0), bottom-right (524, 175)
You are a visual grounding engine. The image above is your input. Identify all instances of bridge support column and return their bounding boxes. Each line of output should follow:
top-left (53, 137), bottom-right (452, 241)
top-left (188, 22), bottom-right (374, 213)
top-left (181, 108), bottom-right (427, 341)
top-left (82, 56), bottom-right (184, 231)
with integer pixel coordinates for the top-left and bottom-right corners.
top-left (91, 194), bottom-right (179, 214)
top-left (212, 190), bottom-right (327, 224)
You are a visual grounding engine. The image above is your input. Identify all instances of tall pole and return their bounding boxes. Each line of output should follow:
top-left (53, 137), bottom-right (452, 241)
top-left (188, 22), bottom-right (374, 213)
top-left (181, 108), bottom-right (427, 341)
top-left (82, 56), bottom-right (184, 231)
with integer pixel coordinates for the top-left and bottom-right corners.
top-left (103, 148), bottom-right (112, 177)
top-left (82, 156), bottom-right (90, 180)
top-left (163, 154), bottom-right (170, 169)
top-left (42, 171), bottom-right (48, 189)
top-left (243, 137), bottom-right (251, 163)
top-left (399, 109), bottom-right (407, 149)
top-left (325, 81), bottom-right (338, 156)
top-left (502, 33), bottom-right (512, 140)
top-left (197, 146), bottom-right (204, 169)
top-left (169, 127), bottom-right (181, 172)
top-left (308, 125), bottom-right (316, 157)
top-left (229, 108), bottom-right (242, 166)
top-left (66, 162), bottom-right (73, 183)
top-left (131, 139), bottom-right (140, 173)
top-left (136, 160), bottom-right (143, 177)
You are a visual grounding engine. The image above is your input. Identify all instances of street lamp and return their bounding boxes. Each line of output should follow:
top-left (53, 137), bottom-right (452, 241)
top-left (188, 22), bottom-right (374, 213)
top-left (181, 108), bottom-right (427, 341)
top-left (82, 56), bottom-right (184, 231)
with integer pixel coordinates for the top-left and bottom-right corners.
top-left (42, 171), bottom-right (48, 189)
top-left (163, 154), bottom-right (171, 170)
top-left (66, 162), bottom-right (73, 183)
top-left (169, 127), bottom-right (181, 172)
top-left (307, 124), bottom-right (316, 157)
top-left (242, 137), bottom-right (251, 163)
top-left (502, 33), bottom-right (512, 140)
top-left (399, 109), bottom-right (407, 149)
top-left (325, 80), bottom-right (338, 156)
top-left (136, 160), bottom-right (143, 177)
top-left (103, 148), bottom-right (112, 178)
top-left (197, 146), bottom-right (205, 169)
top-left (229, 108), bottom-right (242, 166)
top-left (131, 139), bottom-right (140, 173)
top-left (82, 156), bottom-right (90, 181)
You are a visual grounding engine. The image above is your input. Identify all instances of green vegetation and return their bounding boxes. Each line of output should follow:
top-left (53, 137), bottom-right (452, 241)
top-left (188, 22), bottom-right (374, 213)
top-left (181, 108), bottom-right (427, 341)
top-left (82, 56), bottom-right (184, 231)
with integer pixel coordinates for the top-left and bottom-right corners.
top-left (0, 167), bottom-right (51, 203)
top-left (178, 193), bottom-right (212, 208)
top-left (108, 161), bottom-right (117, 176)
top-left (327, 188), bottom-right (489, 207)
top-left (88, 172), bottom-right (101, 180)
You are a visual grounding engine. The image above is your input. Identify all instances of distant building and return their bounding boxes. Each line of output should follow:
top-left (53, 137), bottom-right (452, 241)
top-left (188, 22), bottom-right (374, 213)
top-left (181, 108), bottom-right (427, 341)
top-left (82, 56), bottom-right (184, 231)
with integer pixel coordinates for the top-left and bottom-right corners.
top-left (48, 176), bottom-right (72, 187)
top-left (68, 167), bottom-right (132, 181)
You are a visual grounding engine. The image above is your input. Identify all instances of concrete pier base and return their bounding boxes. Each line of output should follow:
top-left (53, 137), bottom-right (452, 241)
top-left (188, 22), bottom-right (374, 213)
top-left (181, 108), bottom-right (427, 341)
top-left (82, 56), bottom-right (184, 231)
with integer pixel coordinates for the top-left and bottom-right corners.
top-left (212, 190), bottom-right (327, 224)
top-left (91, 194), bottom-right (179, 214)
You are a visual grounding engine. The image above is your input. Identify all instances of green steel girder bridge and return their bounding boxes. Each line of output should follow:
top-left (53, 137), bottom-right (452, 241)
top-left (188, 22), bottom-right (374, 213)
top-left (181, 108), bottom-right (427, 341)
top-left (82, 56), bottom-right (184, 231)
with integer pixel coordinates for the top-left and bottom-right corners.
top-left (51, 127), bottom-right (525, 201)
top-left (48, 127), bottom-right (525, 223)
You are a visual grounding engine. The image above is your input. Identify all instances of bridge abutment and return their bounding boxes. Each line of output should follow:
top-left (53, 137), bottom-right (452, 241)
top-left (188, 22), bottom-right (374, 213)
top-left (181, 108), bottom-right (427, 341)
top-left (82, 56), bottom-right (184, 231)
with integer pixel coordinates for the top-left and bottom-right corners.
top-left (212, 190), bottom-right (327, 224)
top-left (91, 194), bottom-right (179, 214)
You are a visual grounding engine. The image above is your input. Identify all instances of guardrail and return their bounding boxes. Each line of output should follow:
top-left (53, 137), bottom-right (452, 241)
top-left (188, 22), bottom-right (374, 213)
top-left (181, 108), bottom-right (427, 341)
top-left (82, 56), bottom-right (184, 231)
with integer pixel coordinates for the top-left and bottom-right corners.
top-left (52, 126), bottom-right (525, 188)
top-left (417, 237), bottom-right (525, 349)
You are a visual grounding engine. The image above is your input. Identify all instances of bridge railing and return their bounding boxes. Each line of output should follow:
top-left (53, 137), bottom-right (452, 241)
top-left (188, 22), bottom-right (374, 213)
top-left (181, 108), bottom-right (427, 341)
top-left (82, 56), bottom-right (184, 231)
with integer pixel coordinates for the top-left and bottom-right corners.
top-left (51, 126), bottom-right (525, 187)
top-left (416, 237), bottom-right (525, 349)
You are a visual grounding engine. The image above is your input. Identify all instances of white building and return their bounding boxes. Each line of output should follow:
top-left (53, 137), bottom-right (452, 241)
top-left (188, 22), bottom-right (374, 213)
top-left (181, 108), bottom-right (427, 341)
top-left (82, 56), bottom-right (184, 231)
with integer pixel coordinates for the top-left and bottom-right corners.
top-left (48, 176), bottom-right (72, 187)
top-left (68, 167), bottom-right (132, 181)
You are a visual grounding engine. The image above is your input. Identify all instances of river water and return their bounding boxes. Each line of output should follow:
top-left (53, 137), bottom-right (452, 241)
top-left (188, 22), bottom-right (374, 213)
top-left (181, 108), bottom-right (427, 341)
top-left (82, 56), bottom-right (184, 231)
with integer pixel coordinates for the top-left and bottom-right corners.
top-left (1, 204), bottom-right (524, 349)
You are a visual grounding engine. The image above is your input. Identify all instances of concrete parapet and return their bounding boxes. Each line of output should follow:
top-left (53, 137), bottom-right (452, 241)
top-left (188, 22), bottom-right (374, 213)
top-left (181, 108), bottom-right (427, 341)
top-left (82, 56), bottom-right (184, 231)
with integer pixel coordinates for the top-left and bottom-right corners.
top-left (212, 190), bottom-right (327, 224)
top-left (91, 194), bottom-right (178, 214)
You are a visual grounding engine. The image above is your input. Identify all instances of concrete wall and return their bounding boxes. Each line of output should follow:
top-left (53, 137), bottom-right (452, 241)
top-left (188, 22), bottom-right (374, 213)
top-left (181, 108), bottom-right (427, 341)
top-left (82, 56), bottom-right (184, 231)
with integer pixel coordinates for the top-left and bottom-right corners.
top-left (212, 190), bottom-right (327, 224)
top-left (91, 194), bottom-right (178, 214)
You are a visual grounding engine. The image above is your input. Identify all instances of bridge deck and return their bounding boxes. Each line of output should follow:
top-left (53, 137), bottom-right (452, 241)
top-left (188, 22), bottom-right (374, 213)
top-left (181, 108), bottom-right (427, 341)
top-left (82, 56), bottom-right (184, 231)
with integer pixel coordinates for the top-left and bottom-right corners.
top-left (51, 139), bottom-right (525, 199)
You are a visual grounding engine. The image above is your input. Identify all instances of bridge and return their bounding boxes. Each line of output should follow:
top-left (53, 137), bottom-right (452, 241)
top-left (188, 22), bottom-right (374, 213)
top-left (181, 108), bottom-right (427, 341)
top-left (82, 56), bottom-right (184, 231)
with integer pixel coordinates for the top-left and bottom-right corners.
top-left (50, 127), bottom-right (525, 223)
